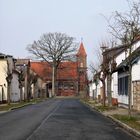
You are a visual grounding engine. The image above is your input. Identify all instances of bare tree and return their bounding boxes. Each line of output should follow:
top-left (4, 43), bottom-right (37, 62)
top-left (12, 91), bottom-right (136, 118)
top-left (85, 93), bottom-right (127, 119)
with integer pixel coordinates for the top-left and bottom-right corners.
top-left (18, 70), bottom-right (24, 102)
top-left (90, 39), bottom-right (118, 106)
top-left (89, 43), bottom-right (106, 105)
top-left (107, 0), bottom-right (140, 116)
top-left (27, 32), bottom-right (77, 97)
top-left (89, 42), bottom-right (103, 76)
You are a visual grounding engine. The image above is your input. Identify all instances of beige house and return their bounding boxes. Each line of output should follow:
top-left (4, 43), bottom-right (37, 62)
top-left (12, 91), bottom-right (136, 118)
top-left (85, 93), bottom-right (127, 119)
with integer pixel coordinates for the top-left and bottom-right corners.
top-left (0, 53), bottom-right (20, 103)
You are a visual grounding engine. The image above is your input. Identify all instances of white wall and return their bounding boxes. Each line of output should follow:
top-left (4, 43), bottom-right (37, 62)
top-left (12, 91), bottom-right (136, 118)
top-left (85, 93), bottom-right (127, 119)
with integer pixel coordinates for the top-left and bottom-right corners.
top-left (111, 72), bottom-right (118, 98)
top-left (116, 41), bottom-right (140, 67)
top-left (116, 51), bottom-right (126, 66)
top-left (118, 95), bottom-right (128, 105)
top-left (11, 72), bottom-right (20, 102)
top-left (89, 80), bottom-right (103, 99)
top-left (131, 41), bottom-right (140, 53)
top-left (132, 59), bottom-right (140, 81)
top-left (89, 82), bottom-right (93, 97)
top-left (96, 81), bottom-right (103, 98)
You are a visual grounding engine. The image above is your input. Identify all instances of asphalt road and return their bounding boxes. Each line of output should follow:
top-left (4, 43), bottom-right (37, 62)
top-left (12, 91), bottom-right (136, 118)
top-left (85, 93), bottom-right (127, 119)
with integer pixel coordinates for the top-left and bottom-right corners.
top-left (0, 99), bottom-right (138, 140)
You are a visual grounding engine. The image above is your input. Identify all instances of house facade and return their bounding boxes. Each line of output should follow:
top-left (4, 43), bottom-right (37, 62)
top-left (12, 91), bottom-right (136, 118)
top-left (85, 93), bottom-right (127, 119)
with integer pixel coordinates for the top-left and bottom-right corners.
top-left (112, 40), bottom-right (140, 109)
top-left (0, 53), bottom-right (20, 103)
top-left (0, 54), bottom-right (8, 103)
top-left (90, 38), bottom-right (140, 111)
top-left (30, 43), bottom-right (88, 97)
top-left (89, 79), bottom-right (103, 100)
top-left (132, 55), bottom-right (140, 111)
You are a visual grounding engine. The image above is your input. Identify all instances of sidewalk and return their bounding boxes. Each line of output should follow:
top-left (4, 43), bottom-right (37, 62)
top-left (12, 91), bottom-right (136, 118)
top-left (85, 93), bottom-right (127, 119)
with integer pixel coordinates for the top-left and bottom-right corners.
top-left (103, 107), bottom-right (140, 116)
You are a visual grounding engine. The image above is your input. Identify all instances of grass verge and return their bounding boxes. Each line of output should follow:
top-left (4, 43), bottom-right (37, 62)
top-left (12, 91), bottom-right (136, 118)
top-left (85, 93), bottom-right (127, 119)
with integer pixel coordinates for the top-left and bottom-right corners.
top-left (95, 105), bottom-right (117, 112)
top-left (81, 98), bottom-right (117, 112)
top-left (0, 98), bottom-right (46, 111)
top-left (112, 114), bottom-right (140, 131)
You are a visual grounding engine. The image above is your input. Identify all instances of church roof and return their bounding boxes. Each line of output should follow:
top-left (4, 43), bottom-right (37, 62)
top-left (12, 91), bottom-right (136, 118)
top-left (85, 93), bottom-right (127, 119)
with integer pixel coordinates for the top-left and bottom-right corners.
top-left (77, 42), bottom-right (87, 57)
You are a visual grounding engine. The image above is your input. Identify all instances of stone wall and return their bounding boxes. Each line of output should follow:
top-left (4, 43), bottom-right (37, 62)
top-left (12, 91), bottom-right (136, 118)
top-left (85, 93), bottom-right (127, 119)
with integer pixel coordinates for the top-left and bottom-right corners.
top-left (133, 81), bottom-right (140, 111)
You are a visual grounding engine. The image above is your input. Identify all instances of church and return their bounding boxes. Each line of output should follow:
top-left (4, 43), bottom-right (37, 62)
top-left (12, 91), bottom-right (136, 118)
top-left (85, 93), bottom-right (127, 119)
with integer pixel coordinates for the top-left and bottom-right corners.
top-left (30, 42), bottom-right (88, 97)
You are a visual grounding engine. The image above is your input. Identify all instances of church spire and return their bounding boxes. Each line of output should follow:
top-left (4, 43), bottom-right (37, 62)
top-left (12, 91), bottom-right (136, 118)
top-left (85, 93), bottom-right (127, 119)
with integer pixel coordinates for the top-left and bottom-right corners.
top-left (77, 41), bottom-right (87, 57)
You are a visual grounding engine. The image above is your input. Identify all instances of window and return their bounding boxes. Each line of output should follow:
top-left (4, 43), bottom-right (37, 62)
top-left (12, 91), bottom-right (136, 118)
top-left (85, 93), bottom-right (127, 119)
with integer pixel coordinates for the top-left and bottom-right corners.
top-left (63, 82), bottom-right (75, 90)
top-left (118, 76), bottom-right (129, 95)
top-left (58, 82), bottom-right (63, 89)
top-left (64, 83), bottom-right (69, 90)
top-left (70, 83), bottom-right (74, 90)
top-left (80, 62), bottom-right (83, 67)
top-left (125, 76), bottom-right (128, 95)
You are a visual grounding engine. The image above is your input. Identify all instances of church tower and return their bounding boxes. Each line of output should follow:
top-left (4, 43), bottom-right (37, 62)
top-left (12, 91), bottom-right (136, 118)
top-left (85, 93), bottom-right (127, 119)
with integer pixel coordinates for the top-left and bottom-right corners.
top-left (77, 42), bottom-right (87, 97)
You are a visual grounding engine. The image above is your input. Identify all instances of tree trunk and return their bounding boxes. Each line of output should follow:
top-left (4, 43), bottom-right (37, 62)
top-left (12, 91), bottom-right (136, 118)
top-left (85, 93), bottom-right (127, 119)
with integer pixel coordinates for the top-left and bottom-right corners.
top-left (7, 83), bottom-right (11, 105)
top-left (25, 65), bottom-right (30, 102)
top-left (20, 85), bottom-right (23, 102)
top-left (100, 75), bottom-right (106, 106)
top-left (25, 73), bottom-right (28, 101)
top-left (52, 65), bottom-right (57, 97)
top-left (107, 73), bottom-right (112, 106)
top-left (95, 83), bottom-right (98, 101)
top-left (32, 83), bottom-right (36, 99)
top-left (102, 81), bottom-right (106, 106)
top-left (128, 45), bottom-right (132, 117)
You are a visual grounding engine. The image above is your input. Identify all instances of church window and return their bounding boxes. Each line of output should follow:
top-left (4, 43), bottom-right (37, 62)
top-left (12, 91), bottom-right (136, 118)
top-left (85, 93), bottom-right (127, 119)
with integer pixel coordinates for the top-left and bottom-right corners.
top-left (58, 82), bottom-right (63, 89)
top-left (80, 62), bottom-right (83, 67)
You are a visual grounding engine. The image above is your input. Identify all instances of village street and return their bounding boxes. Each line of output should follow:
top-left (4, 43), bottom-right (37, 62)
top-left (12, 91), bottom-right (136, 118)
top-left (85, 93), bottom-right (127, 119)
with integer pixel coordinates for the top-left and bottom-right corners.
top-left (0, 98), bottom-right (137, 140)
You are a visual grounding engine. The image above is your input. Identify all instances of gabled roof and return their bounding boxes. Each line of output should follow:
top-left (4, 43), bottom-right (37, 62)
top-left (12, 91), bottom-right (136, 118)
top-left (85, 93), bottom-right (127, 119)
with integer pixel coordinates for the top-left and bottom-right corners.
top-left (103, 45), bottom-right (126, 59)
top-left (77, 42), bottom-right (87, 57)
top-left (115, 46), bottom-right (140, 72)
top-left (0, 53), bottom-right (13, 58)
top-left (30, 61), bottom-right (78, 81)
top-left (30, 62), bottom-right (50, 80)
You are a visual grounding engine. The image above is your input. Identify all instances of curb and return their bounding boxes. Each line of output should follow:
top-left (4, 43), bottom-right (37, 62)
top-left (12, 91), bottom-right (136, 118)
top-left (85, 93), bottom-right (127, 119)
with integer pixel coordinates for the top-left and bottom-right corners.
top-left (81, 101), bottom-right (140, 139)
top-left (108, 115), bottom-right (140, 138)
top-left (9, 103), bottom-right (35, 111)
top-left (0, 99), bottom-right (47, 114)
top-left (0, 111), bottom-right (8, 114)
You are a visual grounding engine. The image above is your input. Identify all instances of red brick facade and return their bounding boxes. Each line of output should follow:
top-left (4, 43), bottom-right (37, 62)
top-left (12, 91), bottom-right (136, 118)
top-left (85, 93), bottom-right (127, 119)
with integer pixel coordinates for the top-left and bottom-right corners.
top-left (30, 43), bottom-right (87, 96)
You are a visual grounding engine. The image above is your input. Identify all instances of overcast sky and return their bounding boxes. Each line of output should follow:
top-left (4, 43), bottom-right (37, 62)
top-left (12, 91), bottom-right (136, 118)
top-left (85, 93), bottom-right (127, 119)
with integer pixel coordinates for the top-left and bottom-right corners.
top-left (0, 0), bottom-right (133, 64)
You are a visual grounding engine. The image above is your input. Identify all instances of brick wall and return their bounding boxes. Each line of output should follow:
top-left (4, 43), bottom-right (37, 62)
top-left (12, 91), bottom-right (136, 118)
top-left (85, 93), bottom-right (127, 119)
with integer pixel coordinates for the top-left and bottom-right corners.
top-left (57, 89), bottom-right (76, 96)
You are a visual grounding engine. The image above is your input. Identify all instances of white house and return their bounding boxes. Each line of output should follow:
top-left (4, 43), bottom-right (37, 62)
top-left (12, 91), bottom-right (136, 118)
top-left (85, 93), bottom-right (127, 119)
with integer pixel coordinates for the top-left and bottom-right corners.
top-left (89, 78), bottom-right (103, 101)
top-left (90, 38), bottom-right (140, 111)
top-left (132, 55), bottom-right (140, 111)
top-left (111, 39), bottom-right (140, 109)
